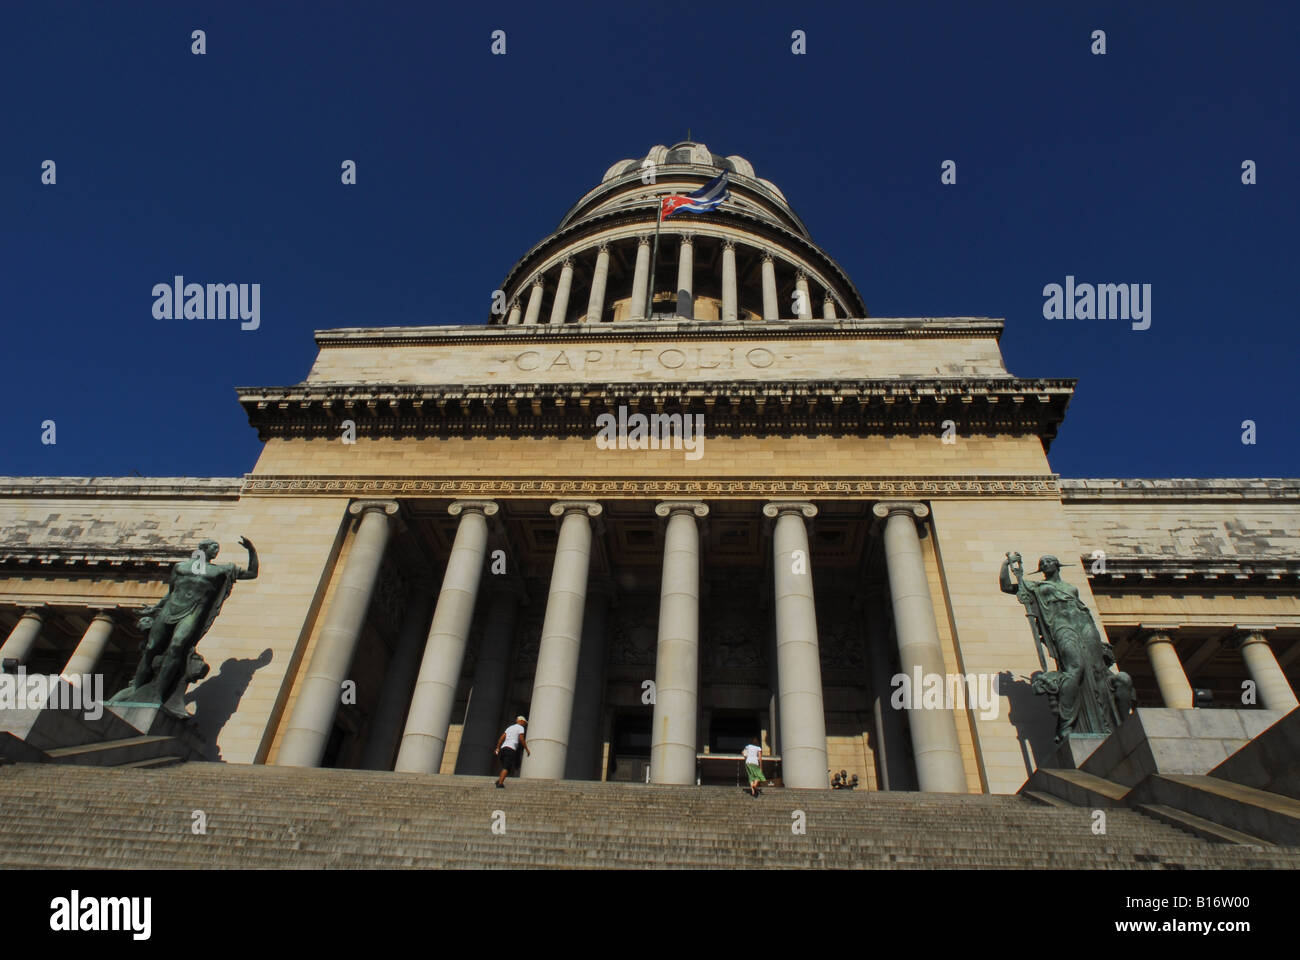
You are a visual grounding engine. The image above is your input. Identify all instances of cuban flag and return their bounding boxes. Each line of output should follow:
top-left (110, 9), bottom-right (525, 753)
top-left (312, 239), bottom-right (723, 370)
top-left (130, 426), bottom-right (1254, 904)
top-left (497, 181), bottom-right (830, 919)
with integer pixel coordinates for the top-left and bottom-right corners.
top-left (661, 171), bottom-right (730, 219)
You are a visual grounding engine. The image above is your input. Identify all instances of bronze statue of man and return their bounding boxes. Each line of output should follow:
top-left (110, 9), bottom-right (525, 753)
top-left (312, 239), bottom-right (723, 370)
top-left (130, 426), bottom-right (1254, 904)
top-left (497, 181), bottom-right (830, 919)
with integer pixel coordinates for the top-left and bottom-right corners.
top-left (110, 537), bottom-right (258, 718)
top-left (1000, 552), bottom-right (1133, 742)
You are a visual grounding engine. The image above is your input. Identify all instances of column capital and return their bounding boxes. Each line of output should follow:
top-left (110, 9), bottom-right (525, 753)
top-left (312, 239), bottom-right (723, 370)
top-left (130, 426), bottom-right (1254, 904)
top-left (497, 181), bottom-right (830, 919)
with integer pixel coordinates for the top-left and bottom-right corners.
top-left (595, 240), bottom-right (610, 254)
top-left (448, 499), bottom-right (499, 518)
top-left (654, 500), bottom-right (709, 519)
top-left (559, 257), bottom-right (575, 270)
top-left (548, 500), bottom-right (603, 519)
top-left (638, 234), bottom-right (652, 247)
top-left (87, 610), bottom-right (117, 626)
top-left (722, 239), bottom-right (736, 252)
top-left (794, 268), bottom-right (808, 281)
top-left (531, 276), bottom-right (545, 289)
top-left (762, 501), bottom-right (817, 520)
top-left (349, 499), bottom-right (400, 518)
top-left (1142, 631), bottom-right (1177, 647)
top-left (1230, 626), bottom-right (1276, 649)
top-left (872, 500), bottom-right (930, 521)
top-left (761, 249), bottom-right (775, 264)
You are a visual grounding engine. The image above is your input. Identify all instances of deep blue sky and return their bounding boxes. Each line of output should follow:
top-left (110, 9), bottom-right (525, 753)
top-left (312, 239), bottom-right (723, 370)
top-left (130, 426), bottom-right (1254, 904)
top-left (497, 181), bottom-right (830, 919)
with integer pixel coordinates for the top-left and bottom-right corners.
top-left (2, 1), bottom-right (1296, 479)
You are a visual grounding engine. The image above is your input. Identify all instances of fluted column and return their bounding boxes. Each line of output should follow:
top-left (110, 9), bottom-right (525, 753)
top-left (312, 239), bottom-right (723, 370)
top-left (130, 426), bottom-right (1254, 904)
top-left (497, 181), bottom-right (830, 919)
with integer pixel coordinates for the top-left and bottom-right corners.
top-left (0, 609), bottom-right (45, 668)
top-left (872, 501), bottom-right (966, 793)
top-left (585, 242), bottom-right (611, 324)
top-left (361, 591), bottom-right (434, 770)
top-left (676, 234), bottom-right (694, 319)
top-left (1144, 631), bottom-right (1193, 709)
top-left (505, 298), bottom-right (522, 326)
top-left (565, 583), bottom-right (614, 780)
top-left (1238, 629), bottom-right (1298, 711)
top-left (761, 252), bottom-right (778, 320)
top-left (822, 295), bottom-right (837, 320)
top-left (762, 502), bottom-right (828, 788)
top-left (650, 502), bottom-right (708, 785)
top-left (629, 236), bottom-right (651, 320)
top-left (721, 240), bottom-right (738, 322)
top-left (548, 258), bottom-right (574, 325)
top-left (395, 500), bottom-right (498, 774)
top-left (456, 578), bottom-right (525, 775)
top-left (279, 500), bottom-right (398, 767)
top-left (523, 501), bottom-right (603, 779)
top-left (62, 612), bottom-right (115, 677)
top-left (794, 271), bottom-right (813, 319)
top-left (523, 278), bottom-right (544, 325)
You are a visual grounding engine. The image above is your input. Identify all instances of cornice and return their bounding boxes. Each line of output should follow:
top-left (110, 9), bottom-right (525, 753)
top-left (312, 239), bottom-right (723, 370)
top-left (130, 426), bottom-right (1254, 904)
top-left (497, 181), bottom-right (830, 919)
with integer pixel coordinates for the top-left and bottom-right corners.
top-left (0, 477), bottom-right (244, 499)
top-left (0, 546), bottom-right (187, 576)
top-left (239, 475), bottom-right (1063, 499)
top-left (235, 376), bottom-right (1074, 445)
top-left (1085, 555), bottom-right (1300, 586)
top-left (1062, 478), bottom-right (1300, 503)
top-left (314, 317), bottom-right (1006, 347)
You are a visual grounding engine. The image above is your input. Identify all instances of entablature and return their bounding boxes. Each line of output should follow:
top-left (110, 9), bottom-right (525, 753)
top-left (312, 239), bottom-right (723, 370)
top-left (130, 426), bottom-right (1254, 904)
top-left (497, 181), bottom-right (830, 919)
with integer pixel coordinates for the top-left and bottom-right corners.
top-left (236, 376), bottom-right (1074, 446)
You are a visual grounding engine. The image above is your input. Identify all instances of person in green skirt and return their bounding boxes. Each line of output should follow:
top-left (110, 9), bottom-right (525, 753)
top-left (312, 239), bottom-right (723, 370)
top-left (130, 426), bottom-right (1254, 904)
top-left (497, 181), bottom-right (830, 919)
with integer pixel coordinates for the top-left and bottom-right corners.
top-left (742, 735), bottom-right (767, 798)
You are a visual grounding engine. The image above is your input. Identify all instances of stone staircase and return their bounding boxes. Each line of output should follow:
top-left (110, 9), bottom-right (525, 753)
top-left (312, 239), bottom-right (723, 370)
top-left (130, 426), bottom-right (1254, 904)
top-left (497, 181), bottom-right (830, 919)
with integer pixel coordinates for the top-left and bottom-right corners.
top-left (3, 762), bottom-right (1300, 869)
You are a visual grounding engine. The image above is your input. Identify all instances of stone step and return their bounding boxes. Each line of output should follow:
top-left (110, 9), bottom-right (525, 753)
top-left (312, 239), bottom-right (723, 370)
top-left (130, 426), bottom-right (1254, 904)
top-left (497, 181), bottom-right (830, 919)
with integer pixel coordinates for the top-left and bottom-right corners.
top-left (4, 762), bottom-right (1299, 869)
top-left (43, 735), bottom-right (183, 767)
top-left (1134, 803), bottom-right (1270, 846)
top-left (1129, 774), bottom-right (1300, 846)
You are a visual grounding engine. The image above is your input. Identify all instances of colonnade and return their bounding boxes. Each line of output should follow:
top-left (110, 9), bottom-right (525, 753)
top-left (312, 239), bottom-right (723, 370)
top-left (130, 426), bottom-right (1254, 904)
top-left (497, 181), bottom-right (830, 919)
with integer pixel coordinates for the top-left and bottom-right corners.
top-left (502, 233), bottom-right (843, 325)
top-left (266, 497), bottom-right (978, 791)
top-left (1141, 626), bottom-right (1298, 712)
top-left (6, 501), bottom-right (1297, 787)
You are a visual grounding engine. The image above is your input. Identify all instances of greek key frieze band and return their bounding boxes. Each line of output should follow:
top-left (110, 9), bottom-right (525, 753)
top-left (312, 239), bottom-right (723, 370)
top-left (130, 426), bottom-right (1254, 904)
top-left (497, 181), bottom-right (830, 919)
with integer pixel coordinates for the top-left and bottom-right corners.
top-left (240, 475), bottom-right (1063, 498)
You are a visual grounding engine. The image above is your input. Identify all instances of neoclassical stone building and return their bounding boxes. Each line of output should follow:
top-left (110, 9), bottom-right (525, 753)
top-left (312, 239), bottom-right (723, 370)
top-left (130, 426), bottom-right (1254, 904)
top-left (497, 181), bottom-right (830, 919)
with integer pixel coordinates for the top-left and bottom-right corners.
top-left (1, 142), bottom-right (1296, 794)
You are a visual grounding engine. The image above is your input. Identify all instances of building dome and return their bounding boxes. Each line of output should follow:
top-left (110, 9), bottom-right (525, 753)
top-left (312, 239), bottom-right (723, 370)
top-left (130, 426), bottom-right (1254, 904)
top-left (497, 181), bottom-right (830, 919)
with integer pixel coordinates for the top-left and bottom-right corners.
top-left (491, 142), bottom-right (866, 325)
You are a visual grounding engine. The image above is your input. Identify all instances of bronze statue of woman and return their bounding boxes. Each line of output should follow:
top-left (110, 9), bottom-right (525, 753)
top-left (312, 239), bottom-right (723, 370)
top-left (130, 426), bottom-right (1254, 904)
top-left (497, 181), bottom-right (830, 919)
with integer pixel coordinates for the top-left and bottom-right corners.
top-left (1000, 552), bottom-right (1132, 741)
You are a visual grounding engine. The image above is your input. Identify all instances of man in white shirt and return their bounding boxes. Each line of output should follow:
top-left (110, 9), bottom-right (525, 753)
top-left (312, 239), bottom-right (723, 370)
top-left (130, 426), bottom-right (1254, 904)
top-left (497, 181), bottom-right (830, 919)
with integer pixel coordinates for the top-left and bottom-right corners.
top-left (742, 735), bottom-right (767, 798)
top-left (494, 716), bottom-right (530, 788)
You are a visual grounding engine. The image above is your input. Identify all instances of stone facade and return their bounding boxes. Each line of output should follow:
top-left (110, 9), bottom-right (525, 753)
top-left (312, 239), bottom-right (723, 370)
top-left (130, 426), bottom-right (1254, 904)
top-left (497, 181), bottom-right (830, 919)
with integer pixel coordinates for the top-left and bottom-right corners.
top-left (2, 142), bottom-right (1295, 791)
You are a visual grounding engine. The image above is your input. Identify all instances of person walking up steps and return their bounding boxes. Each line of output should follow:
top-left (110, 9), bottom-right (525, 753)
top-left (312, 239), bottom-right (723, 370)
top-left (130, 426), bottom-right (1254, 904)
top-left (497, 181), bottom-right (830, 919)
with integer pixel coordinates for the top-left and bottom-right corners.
top-left (742, 735), bottom-right (766, 798)
top-left (495, 716), bottom-right (530, 788)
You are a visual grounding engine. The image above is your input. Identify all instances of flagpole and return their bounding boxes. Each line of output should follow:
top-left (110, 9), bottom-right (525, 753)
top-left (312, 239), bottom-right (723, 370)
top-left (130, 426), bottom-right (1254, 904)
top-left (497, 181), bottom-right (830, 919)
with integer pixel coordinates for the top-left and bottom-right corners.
top-left (646, 198), bottom-right (663, 321)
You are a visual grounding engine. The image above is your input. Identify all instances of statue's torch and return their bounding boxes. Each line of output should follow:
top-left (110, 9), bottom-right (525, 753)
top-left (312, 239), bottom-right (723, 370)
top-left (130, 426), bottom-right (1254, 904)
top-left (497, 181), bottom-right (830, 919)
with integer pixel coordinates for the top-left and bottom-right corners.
top-left (1007, 551), bottom-right (1049, 672)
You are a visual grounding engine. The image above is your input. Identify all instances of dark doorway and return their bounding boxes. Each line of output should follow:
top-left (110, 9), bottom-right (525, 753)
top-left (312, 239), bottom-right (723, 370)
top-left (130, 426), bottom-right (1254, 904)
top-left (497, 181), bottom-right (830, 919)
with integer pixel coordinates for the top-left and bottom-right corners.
top-left (606, 712), bottom-right (651, 782)
top-left (710, 714), bottom-right (760, 754)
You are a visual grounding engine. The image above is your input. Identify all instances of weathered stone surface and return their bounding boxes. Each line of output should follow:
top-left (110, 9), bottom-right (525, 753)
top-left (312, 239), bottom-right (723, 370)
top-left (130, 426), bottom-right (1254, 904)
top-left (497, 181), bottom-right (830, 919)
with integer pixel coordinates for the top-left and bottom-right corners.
top-left (1081, 708), bottom-right (1289, 788)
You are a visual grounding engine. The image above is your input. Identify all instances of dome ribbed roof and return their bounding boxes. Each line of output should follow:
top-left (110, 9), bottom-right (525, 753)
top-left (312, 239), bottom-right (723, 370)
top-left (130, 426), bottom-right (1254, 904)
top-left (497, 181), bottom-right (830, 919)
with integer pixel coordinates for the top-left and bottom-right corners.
top-left (601, 142), bottom-right (784, 203)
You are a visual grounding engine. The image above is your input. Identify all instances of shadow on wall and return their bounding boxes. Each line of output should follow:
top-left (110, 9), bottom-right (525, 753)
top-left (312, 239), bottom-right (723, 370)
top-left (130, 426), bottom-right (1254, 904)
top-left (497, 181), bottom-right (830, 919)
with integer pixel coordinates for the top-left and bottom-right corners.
top-left (996, 670), bottom-right (1058, 777)
top-left (186, 648), bottom-right (274, 761)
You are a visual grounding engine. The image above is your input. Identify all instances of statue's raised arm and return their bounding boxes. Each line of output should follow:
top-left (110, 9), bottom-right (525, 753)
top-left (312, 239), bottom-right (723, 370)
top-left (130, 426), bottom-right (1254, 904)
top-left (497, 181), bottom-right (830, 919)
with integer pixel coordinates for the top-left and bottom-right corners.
top-left (236, 536), bottom-right (259, 581)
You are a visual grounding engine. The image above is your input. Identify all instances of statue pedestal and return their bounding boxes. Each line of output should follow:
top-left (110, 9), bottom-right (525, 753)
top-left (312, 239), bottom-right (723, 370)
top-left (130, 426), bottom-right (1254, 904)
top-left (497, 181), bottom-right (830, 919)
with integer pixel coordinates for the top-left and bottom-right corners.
top-left (0, 674), bottom-right (208, 766)
top-left (105, 703), bottom-right (207, 758)
top-left (1080, 708), bottom-right (1288, 787)
top-left (1043, 733), bottom-right (1107, 770)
